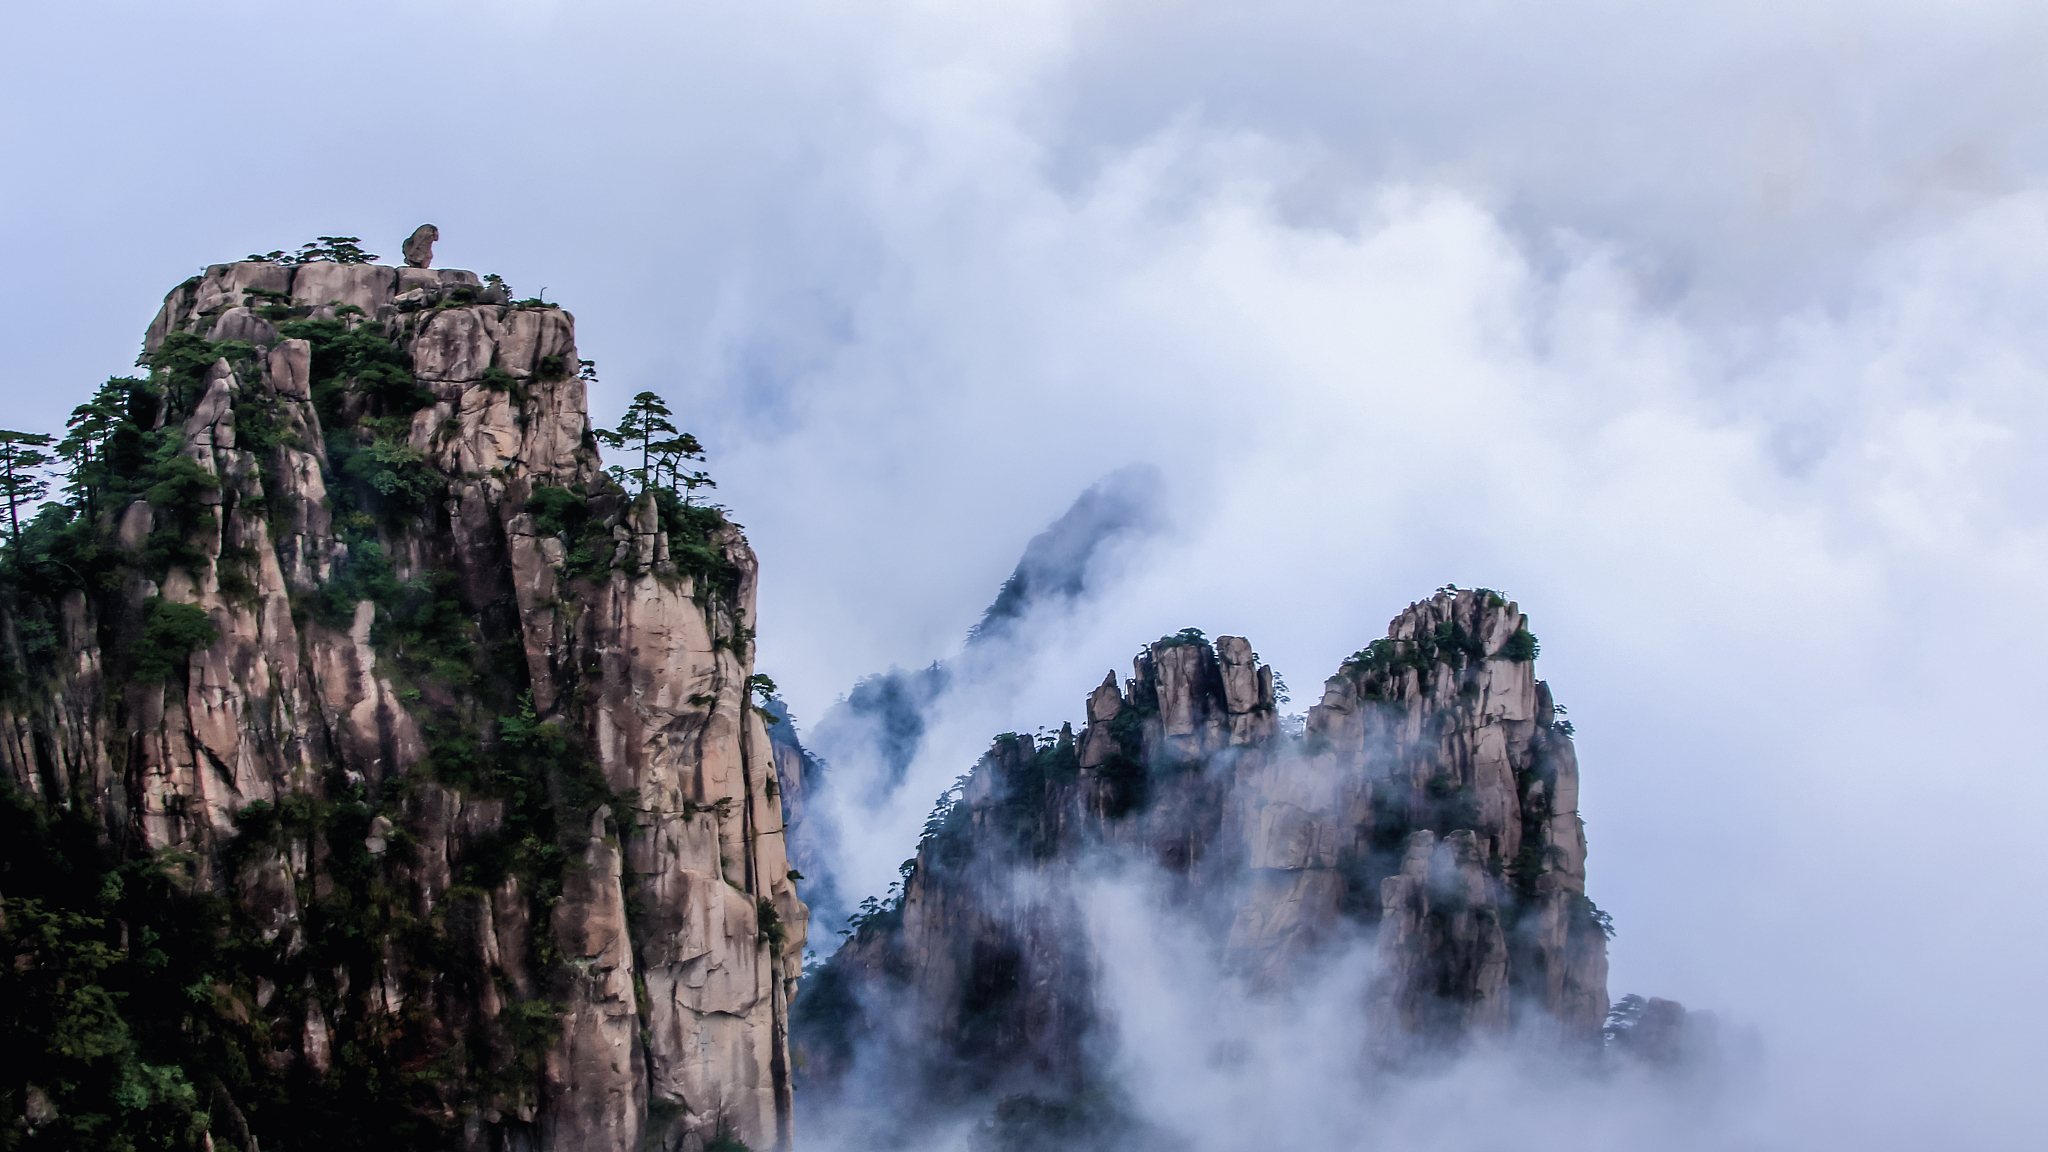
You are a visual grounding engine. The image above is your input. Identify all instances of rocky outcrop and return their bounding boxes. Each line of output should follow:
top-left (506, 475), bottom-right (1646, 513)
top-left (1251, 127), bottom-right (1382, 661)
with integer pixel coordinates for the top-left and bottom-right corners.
top-left (405, 225), bottom-right (440, 269)
top-left (1605, 994), bottom-right (1719, 1067)
top-left (799, 592), bottom-right (1608, 1137)
top-left (1, 257), bottom-right (804, 1151)
top-left (1305, 593), bottom-right (1608, 1054)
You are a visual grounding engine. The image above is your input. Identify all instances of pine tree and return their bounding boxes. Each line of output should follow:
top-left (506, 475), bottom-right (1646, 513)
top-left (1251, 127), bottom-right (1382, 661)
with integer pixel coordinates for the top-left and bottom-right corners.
top-left (596, 391), bottom-right (679, 494)
top-left (650, 432), bottom-right (715, 505)
top-left (294, 236), bottom-right (377, 264)
top-left (0, 429), bottom-right (54, 547)
top-left (56, 379), bottom-right (132, 520)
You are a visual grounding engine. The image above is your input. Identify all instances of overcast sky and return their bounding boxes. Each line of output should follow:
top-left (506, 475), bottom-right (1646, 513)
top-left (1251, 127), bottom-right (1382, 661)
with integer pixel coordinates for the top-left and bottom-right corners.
top-left (7, 2), bottom-right (2048, 1145)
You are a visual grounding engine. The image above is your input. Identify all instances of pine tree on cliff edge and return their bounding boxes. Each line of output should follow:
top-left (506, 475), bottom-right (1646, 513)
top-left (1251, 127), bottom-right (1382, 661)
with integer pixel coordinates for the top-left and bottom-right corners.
top-left (0, 430), bottom-right (53, 547)
top-left (596, 391), bottom-right (676, 493)
top-left (596, 391), bottom-right (716, 505)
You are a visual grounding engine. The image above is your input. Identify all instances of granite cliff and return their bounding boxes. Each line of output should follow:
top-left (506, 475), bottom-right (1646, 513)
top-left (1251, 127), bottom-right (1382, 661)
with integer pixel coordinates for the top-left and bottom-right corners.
top-left (795, 591), bottom-right (1611, 1145)
top-left (0, 245), bottom-right (805, 1151)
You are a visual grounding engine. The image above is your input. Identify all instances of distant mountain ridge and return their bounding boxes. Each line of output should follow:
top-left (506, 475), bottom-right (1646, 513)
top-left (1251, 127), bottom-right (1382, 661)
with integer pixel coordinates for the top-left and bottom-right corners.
top-left (788, 464), bottom-right (1165, 937)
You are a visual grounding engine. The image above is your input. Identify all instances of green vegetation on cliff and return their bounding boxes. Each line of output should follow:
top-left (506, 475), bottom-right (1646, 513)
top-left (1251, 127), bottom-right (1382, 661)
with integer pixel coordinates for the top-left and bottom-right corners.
top-left (0, 244), bottom-right (775, 1151)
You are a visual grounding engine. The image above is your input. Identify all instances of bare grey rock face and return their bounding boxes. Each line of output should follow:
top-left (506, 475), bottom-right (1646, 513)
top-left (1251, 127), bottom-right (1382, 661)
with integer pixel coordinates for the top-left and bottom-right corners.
top-left (265, 337), bottom-right (311, 399)
top-left (22, 1086), bottom-right (55, 1128)
top-left (289, 261), bottom-right (396, 312)
top-left (209, 306), bottom-right (279, 346)
top-left (4, 256), bottom-right (805, 1152)
top-left (1368, 829), bottom-right (1511, 1054)
top-left (403, 223), bottom-right (439, 268)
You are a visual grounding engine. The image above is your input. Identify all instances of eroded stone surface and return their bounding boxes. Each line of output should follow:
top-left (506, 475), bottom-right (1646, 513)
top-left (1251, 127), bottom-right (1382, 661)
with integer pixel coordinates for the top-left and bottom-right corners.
top-left (404, 224), bottom-right (439, 268)
top-left (3, 260), bottom-right (805, 1152)
top-left (815, 591), bottom-right (1607, 1125)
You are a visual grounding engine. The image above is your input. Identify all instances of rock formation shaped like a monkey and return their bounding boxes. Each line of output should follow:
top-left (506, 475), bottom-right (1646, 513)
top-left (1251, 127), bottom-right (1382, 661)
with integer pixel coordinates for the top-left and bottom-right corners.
top-left (402, 224), bottom-right (439, 268)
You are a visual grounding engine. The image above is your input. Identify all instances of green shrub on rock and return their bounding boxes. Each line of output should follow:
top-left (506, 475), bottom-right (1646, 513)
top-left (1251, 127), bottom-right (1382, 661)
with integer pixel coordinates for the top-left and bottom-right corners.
top-left (1499, 628), bottom-right (1540, 662)
top-left (131, 598), bottom-right (217, 683)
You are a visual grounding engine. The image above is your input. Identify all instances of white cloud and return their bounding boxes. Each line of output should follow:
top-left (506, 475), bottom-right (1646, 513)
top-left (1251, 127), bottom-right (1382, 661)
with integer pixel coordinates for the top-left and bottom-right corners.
top-left (9, 0), bottom-right (2048, 1142)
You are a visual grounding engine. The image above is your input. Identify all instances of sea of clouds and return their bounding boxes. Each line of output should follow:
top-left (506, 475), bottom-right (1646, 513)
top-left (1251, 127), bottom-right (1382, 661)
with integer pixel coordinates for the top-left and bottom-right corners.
top-left (7, 1), bottom-right (2047, 1146)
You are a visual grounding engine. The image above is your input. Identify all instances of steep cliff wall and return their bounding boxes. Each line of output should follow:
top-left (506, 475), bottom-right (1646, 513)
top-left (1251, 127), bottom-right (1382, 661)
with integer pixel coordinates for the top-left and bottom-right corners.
top-left (0, 256), bottom-right (804, 1151)
top-left (797, 591), bottom-right (1608, 1138)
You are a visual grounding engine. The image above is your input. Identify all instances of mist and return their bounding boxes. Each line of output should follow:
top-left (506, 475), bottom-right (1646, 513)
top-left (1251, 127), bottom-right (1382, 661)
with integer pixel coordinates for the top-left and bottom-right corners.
top-left (8, 0), bottom-right (2048, 1147)
top-left (1074, 867), bottom-right (1751, 1152)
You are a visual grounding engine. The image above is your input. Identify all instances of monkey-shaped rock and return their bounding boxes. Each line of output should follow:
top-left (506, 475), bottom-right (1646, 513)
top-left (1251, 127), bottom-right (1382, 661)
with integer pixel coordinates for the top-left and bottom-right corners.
top-left (402, 223), bottom-right (439, 268)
